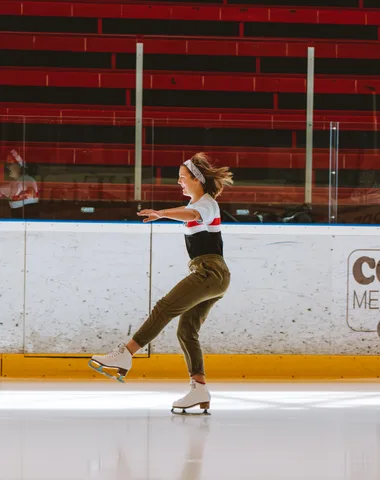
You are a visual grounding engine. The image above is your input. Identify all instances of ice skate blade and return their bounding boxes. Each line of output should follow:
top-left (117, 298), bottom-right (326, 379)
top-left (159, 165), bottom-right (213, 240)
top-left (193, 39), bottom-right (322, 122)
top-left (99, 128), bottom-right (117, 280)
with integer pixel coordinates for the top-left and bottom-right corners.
top-left (171, 408), bottom-right (211, 416)
top-left (88, 359), bottom-right (127, 383)
top-left (171, 402), bottom-right (211, 416)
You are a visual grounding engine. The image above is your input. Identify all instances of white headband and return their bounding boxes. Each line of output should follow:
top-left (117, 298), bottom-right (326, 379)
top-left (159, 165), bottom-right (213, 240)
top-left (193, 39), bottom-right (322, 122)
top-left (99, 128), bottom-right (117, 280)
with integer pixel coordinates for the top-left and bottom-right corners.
top-left (10, 149), bottom-right (24, 167)
top-left (183, 159), bottom-right (206, 184)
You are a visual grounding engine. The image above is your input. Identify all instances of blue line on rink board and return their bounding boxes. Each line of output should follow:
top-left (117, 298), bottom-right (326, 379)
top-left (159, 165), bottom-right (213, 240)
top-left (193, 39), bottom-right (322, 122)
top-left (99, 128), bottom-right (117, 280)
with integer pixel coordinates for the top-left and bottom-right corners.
top-left (0, 219), bottom-right (143, 224)
top-left (0, 219), bottom-right (380, 227)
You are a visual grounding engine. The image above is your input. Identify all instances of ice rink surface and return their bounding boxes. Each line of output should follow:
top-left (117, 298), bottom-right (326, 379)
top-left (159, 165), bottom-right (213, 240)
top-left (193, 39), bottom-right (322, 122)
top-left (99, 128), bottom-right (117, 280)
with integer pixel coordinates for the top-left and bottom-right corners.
top-left (1, 379), bottom-right (380, 480)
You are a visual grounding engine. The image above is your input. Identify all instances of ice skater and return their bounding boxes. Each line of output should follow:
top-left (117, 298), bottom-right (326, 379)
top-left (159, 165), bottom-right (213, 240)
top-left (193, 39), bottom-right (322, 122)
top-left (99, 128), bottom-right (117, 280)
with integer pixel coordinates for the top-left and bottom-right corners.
top-left (89, 153), bottom-right (233, 414)
top-left (0, 149), bottom-right (39, 218)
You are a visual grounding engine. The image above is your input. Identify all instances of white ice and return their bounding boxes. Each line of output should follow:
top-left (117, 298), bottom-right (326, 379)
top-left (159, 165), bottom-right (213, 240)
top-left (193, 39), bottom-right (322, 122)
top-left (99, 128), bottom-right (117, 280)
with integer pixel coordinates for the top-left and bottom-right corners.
top-left (1, 379), bottom-right (380, 479)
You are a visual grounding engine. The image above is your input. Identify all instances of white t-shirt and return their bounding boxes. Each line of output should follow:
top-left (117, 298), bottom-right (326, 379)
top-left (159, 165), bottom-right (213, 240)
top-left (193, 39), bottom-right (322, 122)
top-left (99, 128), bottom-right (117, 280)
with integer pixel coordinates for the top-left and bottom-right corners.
top-left (184, 194), bottom-right (223, 259)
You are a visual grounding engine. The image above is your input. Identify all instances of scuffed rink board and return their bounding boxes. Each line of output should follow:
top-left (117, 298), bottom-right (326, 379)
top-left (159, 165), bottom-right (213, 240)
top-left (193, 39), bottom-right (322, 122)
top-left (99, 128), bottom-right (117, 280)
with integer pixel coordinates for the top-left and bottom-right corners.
top-left (0, 221), bottom-right (25, 353)
top-left (24, 222), bottom-right (150, 355)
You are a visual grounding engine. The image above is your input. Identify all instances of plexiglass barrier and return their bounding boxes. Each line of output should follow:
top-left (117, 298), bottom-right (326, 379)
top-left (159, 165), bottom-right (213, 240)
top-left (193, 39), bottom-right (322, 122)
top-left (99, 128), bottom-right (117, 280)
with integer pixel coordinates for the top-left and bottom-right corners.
top-left (0, 115), bottom-right (342, 224)
top-left (0, 115), bottom-right (155, 221)
top-left (328, 121), bottom-right (380, 225)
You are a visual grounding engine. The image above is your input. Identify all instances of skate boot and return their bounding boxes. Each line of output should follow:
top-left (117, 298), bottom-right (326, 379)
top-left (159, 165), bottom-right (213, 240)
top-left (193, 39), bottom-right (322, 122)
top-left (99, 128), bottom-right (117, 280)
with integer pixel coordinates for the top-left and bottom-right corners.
top-left (88, 343), bottom-right (132, 383)
top-left (171, 378), bottom-right (211, 415)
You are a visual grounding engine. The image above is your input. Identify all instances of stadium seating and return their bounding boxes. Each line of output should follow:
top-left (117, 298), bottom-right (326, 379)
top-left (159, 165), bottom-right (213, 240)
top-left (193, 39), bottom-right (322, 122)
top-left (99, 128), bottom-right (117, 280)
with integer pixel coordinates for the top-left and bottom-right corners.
top-left (0, 0), bottom-right (379, 220)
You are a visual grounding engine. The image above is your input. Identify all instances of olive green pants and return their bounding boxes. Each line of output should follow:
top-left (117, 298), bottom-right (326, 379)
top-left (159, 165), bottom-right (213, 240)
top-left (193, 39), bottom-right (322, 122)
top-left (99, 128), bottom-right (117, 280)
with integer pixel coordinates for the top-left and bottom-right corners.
top-left (133, 254), bottom-right (230, 376)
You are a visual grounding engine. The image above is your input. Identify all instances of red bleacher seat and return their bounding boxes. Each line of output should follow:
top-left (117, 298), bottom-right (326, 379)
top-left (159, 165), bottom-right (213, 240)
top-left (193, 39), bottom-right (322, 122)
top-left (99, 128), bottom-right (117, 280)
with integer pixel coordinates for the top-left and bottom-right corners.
top-left (1, 142), bottom-right (379, 171)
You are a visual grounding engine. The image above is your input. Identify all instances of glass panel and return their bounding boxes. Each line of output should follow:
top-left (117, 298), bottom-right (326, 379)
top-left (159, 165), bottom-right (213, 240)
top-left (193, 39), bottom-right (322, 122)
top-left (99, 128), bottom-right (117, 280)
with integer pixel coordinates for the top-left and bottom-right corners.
top-left (149, 118), bottom-right (331, 224)
top-left (332, 120), bottom-right (380, 225)
top-left (7, 115), bottom-right (154, 221)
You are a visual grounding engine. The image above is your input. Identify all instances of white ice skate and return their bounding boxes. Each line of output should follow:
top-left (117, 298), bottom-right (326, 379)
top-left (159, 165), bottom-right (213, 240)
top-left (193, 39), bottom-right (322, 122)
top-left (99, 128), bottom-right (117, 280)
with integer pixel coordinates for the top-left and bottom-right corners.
top-left (88, 343), bottom-right (132, 383)
top-left (171, 378), bottom-right (211, 415)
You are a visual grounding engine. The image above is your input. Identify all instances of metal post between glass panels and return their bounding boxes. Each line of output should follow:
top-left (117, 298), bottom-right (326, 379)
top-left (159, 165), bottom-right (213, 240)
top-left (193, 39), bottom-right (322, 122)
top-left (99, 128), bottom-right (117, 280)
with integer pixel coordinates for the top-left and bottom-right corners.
top-left (134, 43), bottom-right (143, 201)
top-left (305, 46), bottom-right (315, 205)
top-left (328, 121), bottom-right (339, 224)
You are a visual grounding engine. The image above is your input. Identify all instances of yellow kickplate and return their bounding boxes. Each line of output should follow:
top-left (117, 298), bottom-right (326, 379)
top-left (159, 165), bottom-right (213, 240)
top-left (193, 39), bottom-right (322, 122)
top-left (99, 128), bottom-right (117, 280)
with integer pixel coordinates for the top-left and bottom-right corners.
top-left (2, 354), bottom-right (380, 380)
top-left (1, 354), bottom-right (186, 380)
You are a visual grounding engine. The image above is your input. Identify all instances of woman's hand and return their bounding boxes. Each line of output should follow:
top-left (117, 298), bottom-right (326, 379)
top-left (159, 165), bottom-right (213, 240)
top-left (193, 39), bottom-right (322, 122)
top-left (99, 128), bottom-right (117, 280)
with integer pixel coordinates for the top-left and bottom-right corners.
top-left (137, 209), bottom-right (163, 223)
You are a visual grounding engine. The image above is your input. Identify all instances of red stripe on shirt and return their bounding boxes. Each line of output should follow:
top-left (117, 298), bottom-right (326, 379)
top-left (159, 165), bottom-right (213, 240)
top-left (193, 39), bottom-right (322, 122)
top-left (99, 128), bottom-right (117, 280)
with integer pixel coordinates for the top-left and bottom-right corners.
top-left (186, 217), bottom-right (221, 228)
top-left (186, 220), bottom-right (200, 228)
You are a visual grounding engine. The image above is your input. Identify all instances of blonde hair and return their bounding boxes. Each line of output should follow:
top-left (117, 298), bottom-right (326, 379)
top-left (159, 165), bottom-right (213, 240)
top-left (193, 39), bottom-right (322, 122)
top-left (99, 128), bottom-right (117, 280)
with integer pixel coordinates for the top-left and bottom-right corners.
top-left (185, 153), bottom-right (233, 198)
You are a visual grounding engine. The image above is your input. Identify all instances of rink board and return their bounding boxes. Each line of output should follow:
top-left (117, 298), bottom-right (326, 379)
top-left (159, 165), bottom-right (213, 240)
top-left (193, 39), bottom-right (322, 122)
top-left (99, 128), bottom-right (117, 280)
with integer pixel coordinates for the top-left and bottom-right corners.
top-left (1, 221), bottom-right (380, 378)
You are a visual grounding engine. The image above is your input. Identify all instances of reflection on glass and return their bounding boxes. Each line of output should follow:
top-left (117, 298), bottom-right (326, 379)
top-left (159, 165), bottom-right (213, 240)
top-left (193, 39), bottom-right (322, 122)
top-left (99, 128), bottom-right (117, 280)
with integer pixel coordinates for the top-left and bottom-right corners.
top-left (0, 149), bottom-right (39, 219)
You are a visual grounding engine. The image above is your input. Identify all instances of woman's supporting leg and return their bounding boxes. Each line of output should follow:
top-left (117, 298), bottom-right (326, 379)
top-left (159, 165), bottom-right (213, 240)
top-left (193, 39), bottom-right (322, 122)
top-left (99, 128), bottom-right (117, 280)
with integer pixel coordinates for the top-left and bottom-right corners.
top-left (177, 296), bottom-right (223, 382)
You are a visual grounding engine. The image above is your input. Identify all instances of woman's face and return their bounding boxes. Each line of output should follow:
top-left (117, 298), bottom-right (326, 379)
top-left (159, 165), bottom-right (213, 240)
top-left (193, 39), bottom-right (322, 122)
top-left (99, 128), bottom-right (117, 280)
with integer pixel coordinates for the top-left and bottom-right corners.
top-left (178, 165), bottom-right (200, 197)
top-left (7, 160), bottom-right (21, 180)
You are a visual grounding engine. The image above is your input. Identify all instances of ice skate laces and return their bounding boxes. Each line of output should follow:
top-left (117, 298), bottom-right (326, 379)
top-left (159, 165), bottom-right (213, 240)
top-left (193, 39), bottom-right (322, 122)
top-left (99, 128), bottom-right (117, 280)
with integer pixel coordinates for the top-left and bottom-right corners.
top-left (178, 379), bottom-right (197, 402)
top-left (105, 343), bottom-right (126, 358)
